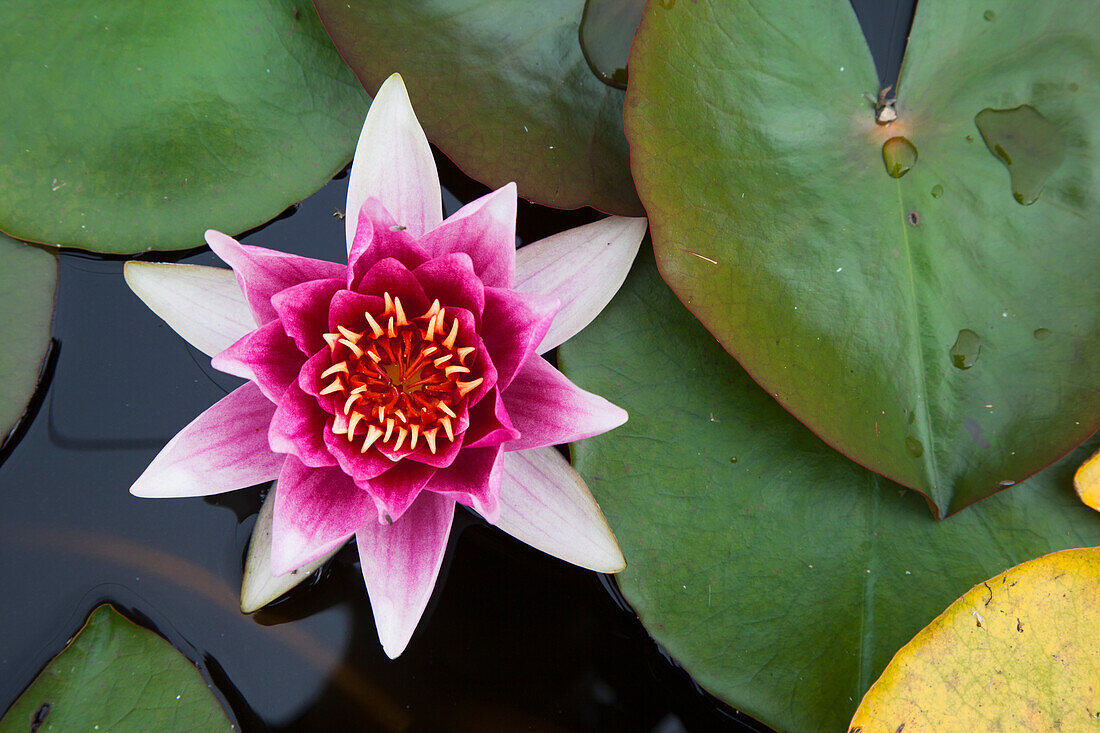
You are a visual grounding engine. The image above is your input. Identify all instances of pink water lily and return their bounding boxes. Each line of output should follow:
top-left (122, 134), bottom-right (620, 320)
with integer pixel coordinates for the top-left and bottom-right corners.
top-left (124, 73), bottom-right (646, 658)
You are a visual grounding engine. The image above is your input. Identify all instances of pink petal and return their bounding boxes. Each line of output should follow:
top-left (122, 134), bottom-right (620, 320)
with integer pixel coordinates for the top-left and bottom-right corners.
top-left (501, 355), bottom-right (627, 451)
top-left (362, 459), bottom-right (438, 524)
top-left (205, 230), bottom-right (345, 324)
top-left (479, 287), bottom-right (559, 390)
top-left (356, 491), bottom-right (455, 658)
top-left (418, 184), bottom-right (517, 288)
top-left (211, 321), bottom-right (303, 403)
top-left (346, 73), bottom-right (442, 249)
top-left (348, 198), bottom-right (431, 287)
top-left (427, 445), bottom-right (503, 522)
top-left (123, 262), bottom-right (255, 358)
top-left (130, 382), bottom-right (284, 498)
top-left (322, 422), bottom-right (404, 482)
top-left (461, 388), bottom-right (520, 449)
top-left (269, 382), bottom-right (339, 468)
top-left (514, 216), bottom-right (647, 354)
top-left (270, 456), bottom-right (377, 575)
top-left (494, 448), bottom-right (625, 572)
top-left (349, 258), bottom-right (429, 319)
top-left (271, 278), bottom-right (345, 356)
top-left (411, 252), bottom-right (485, 322)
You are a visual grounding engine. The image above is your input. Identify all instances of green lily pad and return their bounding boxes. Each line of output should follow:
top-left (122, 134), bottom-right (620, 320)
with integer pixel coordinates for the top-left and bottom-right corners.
top-left (0, 605), bottom-right (233, 732)
top-left (559, 251), bottom-right (1100, 733)
top-left (313, 0), bottom-right (643, 216)
top-left (624, 0), bottom-right (1100, 514)
top-left (0, 0), bottom-right (369, 253)
top-left (0, 235), bottom-right (56, 446)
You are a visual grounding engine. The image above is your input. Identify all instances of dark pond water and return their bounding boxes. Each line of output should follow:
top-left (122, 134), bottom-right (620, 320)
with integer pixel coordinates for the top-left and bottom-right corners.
top-left (0, 2), bottom-right (914, 729)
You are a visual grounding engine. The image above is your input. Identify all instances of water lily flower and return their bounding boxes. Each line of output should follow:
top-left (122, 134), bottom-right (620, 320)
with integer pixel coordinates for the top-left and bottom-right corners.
top-left (124, 73), bottom-right (646, 658)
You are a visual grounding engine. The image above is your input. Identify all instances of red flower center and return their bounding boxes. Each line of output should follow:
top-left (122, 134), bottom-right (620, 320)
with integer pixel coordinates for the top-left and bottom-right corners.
top-left (317, 292), bottom-right (482, 454)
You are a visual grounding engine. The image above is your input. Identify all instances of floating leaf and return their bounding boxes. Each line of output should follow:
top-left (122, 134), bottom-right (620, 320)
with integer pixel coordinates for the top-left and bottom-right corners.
top-left (0, 605), bottom-right (234, 732)
top-left (0, 0), bottom-right (369, 253)
top-left (0, 235), bottom-right (56, 446)
top-left (625, 0), bottom-right (1100, 514)
top-left (1074, 448), bottom-right (1100, 512)
top-left (558, 251), bottom-right (1100, 732)
top-left (850, 548), bottom-right (1100, 731)
top-left (314, 0), bottom-right (643, 215)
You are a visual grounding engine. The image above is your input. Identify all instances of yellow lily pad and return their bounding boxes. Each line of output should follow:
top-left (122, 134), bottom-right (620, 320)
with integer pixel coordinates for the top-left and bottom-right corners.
top-left (849, 547), bottom-right (1100, 732)
top-left (1074, 449), bottom-right (1100, 512)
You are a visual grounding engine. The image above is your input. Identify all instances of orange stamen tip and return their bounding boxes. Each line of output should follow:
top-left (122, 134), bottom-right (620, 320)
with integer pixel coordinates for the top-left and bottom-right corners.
top-left (320, 361), bottom-right (349, 379)
top-left (424, 427), bottom-right (438, 454)
top-left (362, 425), bottom-right (383, 452)
top-left (337, 325), bottom-right (362, 343)
top-left (442, 318), bottom-right (460, 349)
top-left (347, 411), bottom-right (365, 440)
top-left (438, 402), bottom-right (457, 418)
top-left (338, 338), bottom-right (364, 358)
top-left (456, 378), bottom-right (484, 397)
top-left (425, 299), bottom-right (441, 318)
top-left (350, 385), bottom-right (368, 395)
top-left (386, 316), bottom-right (396, 339)
top-left (343, 394), bottom-right (361, 415)
top-left (383, 292), bottom-right (394, 316)
top-left (456, 346), bottom-right (476, 363)
top-left (441, 415), bottom-right (454, 442)
top-left (364, 312), bottom-right (384, 338)
top-left (384, 418), bottom-right (394, 442)
top-left (425, 313), bottom-right (438, 341)
top-left (394, 297), bottom-right (408, 326)
top-left (444, 364), bottom-right (470, 378)
top-left (319, 377), bottom-right (344, 396)
top-left (367, 349), bottom-right (381, 363)
top-left (410, 424), bottom-right (420, 450)
top-left (422, 346), bottom-right (438, 357)
top-left (433, 354), bottom-right (453, 368)
top-left (377, 406), bottom-right (385, 422)
top-left (393, 427), bottom-right (408, 452)
top-left (394, 410), bottom-right (407, 423)
top-left (323, 332), bottom-right (341, 350)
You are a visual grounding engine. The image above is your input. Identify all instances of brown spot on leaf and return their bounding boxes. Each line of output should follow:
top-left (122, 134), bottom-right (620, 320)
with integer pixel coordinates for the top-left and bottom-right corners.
top-left (907, 211), bottom-right (920, 226)
top-left (30, 702), bottom-right (50, 732)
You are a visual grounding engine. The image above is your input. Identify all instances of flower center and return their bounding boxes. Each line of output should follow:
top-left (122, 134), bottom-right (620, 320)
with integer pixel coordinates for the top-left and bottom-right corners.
top-left (318, 292), bottom-right (482, 454)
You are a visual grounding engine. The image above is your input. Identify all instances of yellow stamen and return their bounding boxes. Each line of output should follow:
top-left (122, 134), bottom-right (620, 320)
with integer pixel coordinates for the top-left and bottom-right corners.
top-left (364, 312), bottom-right (384, 338)
top-left (424, 427), bottom-right (438, 454)
top-left (440, 415), bottom-right (454, 442)
top-left (456, 346), bottom-right (476, 363)
top-left (438, 402), bottom-right (456, 418)
top-left (323, 332), bottom-right (341, 350)
top-left (319, 377), bottom-right (344, 396)
top-left (410, 424), bottom-right (420, 450)
top-left (383, 292), bottom-right (394, 316)
top-left (386, 316), bottom-right (396, 339)
top-left (320, 361), bottom-right (349, 379)
top-left (442, 317), bottom-right (460, 349)
top-left (361, 425), bottom-right (383, 452)
top-left (424, 313), bottom-right (438, 341)
top-left (424, 299), bottom-right (441, 318)
top-left (377, 406), bottom-right (385, 422)
top-left (444, 365), bottom-right (470, 378)
top-left (393, 427), bottom-right (408, 451)
top-left (350, 385), bottom-right (368, 395)
top-left (394, 409), bottom-right (407, 423)
top-left (394, 297), bottom-right (408, 326)
top-left (338, 338), bottom-right (364, 358)
top-left (343, 394), bottom-right (360, 415)
top-left (433, 354), bottom-right (453, 368)
top-left (366, 348), bottom-right (381, 364)
top-left (456, 378), bottom-right (484, 397)
top-left (337, 325), bottom-right (362, 343)
top-left (384, 418), bottom-right (394, 442)
top-left (422, 346), bottom-right (438, 357)
top-left (347, 411), bottom-right (365, 440)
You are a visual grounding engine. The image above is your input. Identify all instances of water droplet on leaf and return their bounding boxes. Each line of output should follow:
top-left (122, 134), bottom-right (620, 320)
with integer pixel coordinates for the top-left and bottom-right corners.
top-left (931, 184), bottom-right (944, 198)
top-left (882, 137), bottom-right (917, 178)
top-left (905, 437), bottom-right (924, 458)
top-left (949, 329), bottom-right (982, 369)
top-left (579, 0), bottom-right (645, 90)
top-left (974, 105), bottom-right (1066, 205)
top-left (983, 9), bottom-right (995, 20)
top-left (1033, 328), bottom-right (1052, 340)
top-left (729, 457), bottom-right (738, 464)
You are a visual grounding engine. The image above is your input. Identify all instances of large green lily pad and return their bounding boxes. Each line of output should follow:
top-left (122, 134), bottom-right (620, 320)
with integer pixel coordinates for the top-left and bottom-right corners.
top-left (314, 0), bottom-right (643, 216)
top-left (0, 605), bottom-right (233, 732)
top-left (559, 251), bottom-right (1100, 733)
top-left (625, 0), bottom-right (1100, 514)
top-left (0, 0), bottom-right (369, 253)
top-left (0, 235), bottom-right (56, 446)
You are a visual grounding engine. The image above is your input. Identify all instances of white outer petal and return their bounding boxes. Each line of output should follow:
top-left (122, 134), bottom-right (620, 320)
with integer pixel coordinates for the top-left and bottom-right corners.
top-left (494, 447), bottom-right (626, 573)
top-left (345, 73), bottom-right (443, 250)
top-left (241, 483), bottom-right (340, 613)
top-left (514, 216), bottom-right (647, 354)
top-left (124, 262), bottom-right (255, 358)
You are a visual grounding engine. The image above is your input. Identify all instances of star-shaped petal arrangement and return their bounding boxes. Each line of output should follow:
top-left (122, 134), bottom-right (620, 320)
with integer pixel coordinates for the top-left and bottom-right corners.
top-left (124, 73), bottom-right (647, 658)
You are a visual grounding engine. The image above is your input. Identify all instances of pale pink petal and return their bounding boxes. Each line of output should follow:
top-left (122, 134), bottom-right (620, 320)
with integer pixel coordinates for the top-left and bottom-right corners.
top-left (356, 491), bottom-right (455, 658)
top-left (514, 216), bottom-right (647, 354)
top-left (271, 278), bottom-right (345, 355)
top-left (211, 321), bottom-right (302, 403)
top-left (418, 184), bottom-right (517, 288)
top-left (269, 383), bottom-right (339, 468)
top-left (270, 456), bottom-right (377, 576)
top-left (123, 262), bottom-right (255, 358)
top-left (427, 445), bottom-right (503, 522)
top-left (479, 287), bottom-right (558, 390)
top-left (240, 485), bottom-right (338, 613)
top-left (494, 448), bottom-right (625, 573)
top-left (205, 230), bottom-right (345, 324)
top-left (130, 382), bottom-right (284, 498)
top-left (362, 460), bottom-right (438, 524)
top-left (501, 355), bottom-right (627, 451)
top-left (346, 73), bottom-right (442, 249)
top-left (348, 198), bottom-right (431, 285)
